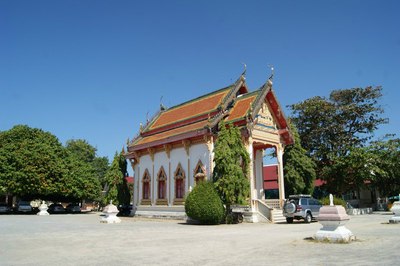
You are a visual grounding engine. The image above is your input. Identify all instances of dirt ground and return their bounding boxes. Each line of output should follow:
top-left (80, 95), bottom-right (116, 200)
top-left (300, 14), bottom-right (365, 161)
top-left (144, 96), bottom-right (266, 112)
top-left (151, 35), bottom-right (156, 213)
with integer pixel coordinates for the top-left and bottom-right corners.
top-left (0, 212), bottom-right (399, 265)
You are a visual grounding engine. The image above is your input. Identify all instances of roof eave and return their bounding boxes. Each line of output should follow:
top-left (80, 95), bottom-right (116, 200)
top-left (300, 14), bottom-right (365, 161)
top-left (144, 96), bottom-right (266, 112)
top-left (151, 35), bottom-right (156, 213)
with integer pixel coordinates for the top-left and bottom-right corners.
top-left (130, 128), bottom-right (209, 152)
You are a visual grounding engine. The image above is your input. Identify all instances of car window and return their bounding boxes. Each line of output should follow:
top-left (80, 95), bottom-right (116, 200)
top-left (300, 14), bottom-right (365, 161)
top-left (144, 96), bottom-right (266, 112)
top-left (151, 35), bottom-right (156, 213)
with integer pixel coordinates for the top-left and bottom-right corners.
top-left (300, 198), bottom-right (308, 205)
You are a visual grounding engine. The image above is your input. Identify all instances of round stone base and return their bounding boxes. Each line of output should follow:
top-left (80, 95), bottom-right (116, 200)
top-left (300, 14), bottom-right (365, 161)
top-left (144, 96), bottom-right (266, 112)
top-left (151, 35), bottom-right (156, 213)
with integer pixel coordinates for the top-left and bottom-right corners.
top-left (314, 225), bottom-right (355, 243)
top-left (37, 210), bottom-right (49, 215)
top-left (389, 216), bottom-right (400, 224)
top-left (100, 214), bottom-right (121, 224)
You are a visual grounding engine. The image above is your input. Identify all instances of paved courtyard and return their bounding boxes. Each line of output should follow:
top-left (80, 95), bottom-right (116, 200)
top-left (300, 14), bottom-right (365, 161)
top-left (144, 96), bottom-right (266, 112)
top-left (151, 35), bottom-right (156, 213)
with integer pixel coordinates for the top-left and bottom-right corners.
top-left (0, 212), bottom-right (399, 265)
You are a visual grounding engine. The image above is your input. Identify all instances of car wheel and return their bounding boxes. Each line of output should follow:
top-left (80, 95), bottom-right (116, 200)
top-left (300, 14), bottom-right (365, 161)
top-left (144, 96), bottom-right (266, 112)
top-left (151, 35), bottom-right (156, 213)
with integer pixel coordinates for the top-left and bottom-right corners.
top-left (286, 217), bottom-right (294, 223)
top-left (304, 212), bottom-right (312, 223)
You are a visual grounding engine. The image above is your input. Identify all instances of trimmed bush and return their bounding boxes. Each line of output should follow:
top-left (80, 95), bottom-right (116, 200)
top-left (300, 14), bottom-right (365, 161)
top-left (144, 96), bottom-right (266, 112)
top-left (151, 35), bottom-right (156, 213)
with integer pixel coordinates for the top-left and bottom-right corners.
top-left (185, 181), bottom-right (225, 225)
top-left (320, 195), bottom-right (348, 209)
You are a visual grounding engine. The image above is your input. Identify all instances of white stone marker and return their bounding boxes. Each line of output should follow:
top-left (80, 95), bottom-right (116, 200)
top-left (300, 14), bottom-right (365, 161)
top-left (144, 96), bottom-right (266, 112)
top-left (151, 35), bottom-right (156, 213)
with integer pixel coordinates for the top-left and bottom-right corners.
top-left (314, 194), bottom-right (355, 243)
top-left (100, 201), bottom-right (121, 224)
top-left (389, 196), bottom-right (400, 224)
top-left (37, 201), bottom-right (49, 216)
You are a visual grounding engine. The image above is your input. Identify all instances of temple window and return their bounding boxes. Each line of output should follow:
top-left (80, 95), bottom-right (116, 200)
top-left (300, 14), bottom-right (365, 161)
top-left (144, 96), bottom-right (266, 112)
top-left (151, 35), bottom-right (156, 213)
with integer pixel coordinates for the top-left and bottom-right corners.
top-left (142, 170), bottom-right (151, 200)
top-left (174, 164), bottom-right (185, 199)
top-left (157, 167), bottom-right (167, 200)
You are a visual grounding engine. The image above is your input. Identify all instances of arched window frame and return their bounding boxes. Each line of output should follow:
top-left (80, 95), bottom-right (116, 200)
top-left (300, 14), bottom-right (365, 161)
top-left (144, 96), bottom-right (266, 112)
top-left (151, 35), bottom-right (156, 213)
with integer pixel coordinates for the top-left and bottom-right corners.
top-left (141, 169), bottom-right (151, 205)
top-left (174, 163), bottom-right (186, 200)
top-left (157, 166), bottom-right (167, 200)
top-left (193, 160), bottom-right (206, 184)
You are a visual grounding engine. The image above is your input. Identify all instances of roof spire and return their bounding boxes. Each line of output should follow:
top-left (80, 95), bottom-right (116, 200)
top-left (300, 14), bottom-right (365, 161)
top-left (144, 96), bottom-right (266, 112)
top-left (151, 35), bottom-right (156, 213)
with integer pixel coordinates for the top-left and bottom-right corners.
top-left (268, 64), bottom-right (274, 81)
top-left (160, 96), bottom-right (166, 111)
top-left (241, 62), bottom-right (247, 78)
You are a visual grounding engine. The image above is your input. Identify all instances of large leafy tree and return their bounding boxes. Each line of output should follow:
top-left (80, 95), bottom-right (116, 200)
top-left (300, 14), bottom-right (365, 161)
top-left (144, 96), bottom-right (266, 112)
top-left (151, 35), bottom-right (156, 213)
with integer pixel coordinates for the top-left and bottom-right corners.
top-left (368, 137), bottom-right (400, 196)
top-left (0, 125), bottom-right (66, 198)
top-left (64, 139), bottom-right (103, 201)
top-left (0, 126), bottom-right (106, 201)
top-left (320, 147), bottom-right (379, 195)
top-left (212, 121), bottom-right (250, 211)
top-left (65, 139), bottom-right (108, 199)
top-left (289, 86), bottom-right (386, 194)
top-left (283, 122), bottom-right (316, 197)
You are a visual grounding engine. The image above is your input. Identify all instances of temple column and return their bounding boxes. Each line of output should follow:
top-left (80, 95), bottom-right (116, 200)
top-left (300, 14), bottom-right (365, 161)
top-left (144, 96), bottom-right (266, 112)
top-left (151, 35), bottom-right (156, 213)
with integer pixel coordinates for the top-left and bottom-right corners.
top-left (164, 144), bottom-right (172, 206)
top-left (148, 148), bottom-right (155, 206)
top-left (129, 156), bottom-right (139, 208)
top-left (276, 144), bottom-right (286, 208)
top-left (246, 137), bottom-right (256, 206)
top-left (205, 135), bottom-right (214, 178)
top-left (183, 140), bottom-right (191, 192)
top-left (254, 149), bottom-right (264, 200)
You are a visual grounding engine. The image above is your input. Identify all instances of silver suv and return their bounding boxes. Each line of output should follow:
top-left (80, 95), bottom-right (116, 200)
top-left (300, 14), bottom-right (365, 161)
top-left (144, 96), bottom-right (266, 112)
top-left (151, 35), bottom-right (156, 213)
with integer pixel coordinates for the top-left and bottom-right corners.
top-left (283, 195), bottom-right (321, 223)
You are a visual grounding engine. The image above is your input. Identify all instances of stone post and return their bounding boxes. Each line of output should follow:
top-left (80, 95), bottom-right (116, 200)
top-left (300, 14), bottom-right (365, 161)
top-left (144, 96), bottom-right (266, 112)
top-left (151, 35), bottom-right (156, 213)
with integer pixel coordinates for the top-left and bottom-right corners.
top-left (100, 201), bottom-right (121, 224)
top-left (315, 194), bottom-right (355, 242)
top-left (389, 196), bottom-right (400, 223)
top-left (37, 201), bottom-right (49, 216)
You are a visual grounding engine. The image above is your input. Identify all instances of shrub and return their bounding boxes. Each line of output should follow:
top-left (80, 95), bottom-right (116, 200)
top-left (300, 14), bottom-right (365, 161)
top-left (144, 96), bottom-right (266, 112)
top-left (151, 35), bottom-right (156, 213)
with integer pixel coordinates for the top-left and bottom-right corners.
top-left (185, 181), bottom-right (225, 225)
top-left (320, 195), bottom-right (348, 209)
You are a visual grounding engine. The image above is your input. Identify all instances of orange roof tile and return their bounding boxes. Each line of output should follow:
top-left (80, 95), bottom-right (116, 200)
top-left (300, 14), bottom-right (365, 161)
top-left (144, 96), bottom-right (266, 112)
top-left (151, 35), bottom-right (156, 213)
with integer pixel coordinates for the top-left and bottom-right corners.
top-left (149, 89), bottom-right (230, 130)
top-left (136, 120), bottom-right (209, 146)
top-left (226, 95), bottom-right (257, 122)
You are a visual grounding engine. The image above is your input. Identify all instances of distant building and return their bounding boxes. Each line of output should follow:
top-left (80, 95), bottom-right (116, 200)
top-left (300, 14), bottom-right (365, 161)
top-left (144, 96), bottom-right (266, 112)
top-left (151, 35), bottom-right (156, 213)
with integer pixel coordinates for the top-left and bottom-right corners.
top-left (263, 164), bottom-right (279, 199)
top-left (125, 73), bottom-right (293, 222)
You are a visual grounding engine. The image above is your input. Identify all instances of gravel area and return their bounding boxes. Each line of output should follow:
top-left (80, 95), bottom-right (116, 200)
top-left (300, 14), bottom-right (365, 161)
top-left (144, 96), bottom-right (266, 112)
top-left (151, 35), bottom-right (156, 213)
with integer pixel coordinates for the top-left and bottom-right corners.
top-left (0, 212), bottom-right (399, 265)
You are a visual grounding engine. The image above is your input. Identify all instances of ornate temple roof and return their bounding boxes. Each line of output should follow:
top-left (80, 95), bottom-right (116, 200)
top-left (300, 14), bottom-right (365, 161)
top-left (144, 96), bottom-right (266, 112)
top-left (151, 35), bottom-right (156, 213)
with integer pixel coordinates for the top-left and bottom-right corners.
top-left (127, 74), bottom-right (293, 155)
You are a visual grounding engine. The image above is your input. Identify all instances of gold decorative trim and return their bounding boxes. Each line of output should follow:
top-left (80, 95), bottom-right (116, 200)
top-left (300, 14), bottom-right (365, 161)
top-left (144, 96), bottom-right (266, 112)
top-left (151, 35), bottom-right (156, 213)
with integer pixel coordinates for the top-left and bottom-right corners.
top-left (156, 199), bottom-right (168, 205)
top-left (174, 163), bottom-right (185, 180)
top-left (157, 166), bottom-right (167, 181)
top-left (147, 148), bottom-right (155, 161)
top-left (141, 199), bottom-right (151, 205)
top-left (182, 140), bottom-right (191, 156)
top-left (164, 144), bottom-right (172, 158)
top-left (173, 198), bottom-right (185, 205)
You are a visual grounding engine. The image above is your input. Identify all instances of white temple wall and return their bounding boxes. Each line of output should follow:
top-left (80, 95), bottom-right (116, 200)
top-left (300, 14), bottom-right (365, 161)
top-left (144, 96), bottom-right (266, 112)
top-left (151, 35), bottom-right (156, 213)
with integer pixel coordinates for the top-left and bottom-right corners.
top-left (135, 143), bottom-right (211, 205)
top-left (189, 143), bottom-right (210, 183)
top-left (170, 147), bottom-right (189, 199)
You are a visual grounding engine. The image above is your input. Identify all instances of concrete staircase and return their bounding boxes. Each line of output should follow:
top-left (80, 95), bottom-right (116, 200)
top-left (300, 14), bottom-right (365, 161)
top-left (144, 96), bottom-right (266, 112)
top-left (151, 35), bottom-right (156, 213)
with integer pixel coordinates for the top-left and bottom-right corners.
top-left (134, 205), bottom-right (187, 220)
top-left (271, 209), bottom-right (286, 223)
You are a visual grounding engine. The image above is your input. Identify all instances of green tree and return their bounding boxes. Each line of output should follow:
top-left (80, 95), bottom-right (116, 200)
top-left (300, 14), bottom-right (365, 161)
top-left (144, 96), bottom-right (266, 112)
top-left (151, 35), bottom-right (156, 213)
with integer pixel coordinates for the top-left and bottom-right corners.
top-left (0, 125), bottom-right (66, 198)
top-left (185, 181), bottom-right (224, 225)
top-left (65, 139), bottom-right (96, 163)
top-left (63, 151), bottom-right (102, 202)
top-left (283, 122), bottom-right (316, 197)
top-left (93, 156), bottom-right (110, 187)
top-left (368, 137), bottom-right (400, 196)
top-left (320, 146), bottom-right (379, 195)
top-left (64, 139), bottom-right (106, 201)
top-left (103, 151), bottom-right (130, 206)
top-left (289, 86), bottom-right (386, 194)
top-left (117, 150), bottom-right (131, 205)
top-left (212, 121), bottom-right (250, 212)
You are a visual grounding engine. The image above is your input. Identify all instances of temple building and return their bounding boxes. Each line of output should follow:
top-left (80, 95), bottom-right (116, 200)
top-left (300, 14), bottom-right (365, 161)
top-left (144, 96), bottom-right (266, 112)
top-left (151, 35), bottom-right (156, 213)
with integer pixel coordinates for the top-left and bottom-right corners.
top-left (125, 72), bottom-right (293, 222)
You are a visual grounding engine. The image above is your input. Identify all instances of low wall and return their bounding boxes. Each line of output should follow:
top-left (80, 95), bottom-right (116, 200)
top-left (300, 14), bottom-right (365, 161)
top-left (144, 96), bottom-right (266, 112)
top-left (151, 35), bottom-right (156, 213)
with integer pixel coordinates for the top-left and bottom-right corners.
top-left (347, 208), bottom-right (373, 215)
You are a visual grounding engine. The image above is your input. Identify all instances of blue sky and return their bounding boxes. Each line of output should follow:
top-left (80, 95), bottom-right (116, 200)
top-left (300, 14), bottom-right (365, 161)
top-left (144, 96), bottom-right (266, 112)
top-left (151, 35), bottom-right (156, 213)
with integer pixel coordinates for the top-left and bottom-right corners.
top-left (1, 1), bottom-right (399, 166)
